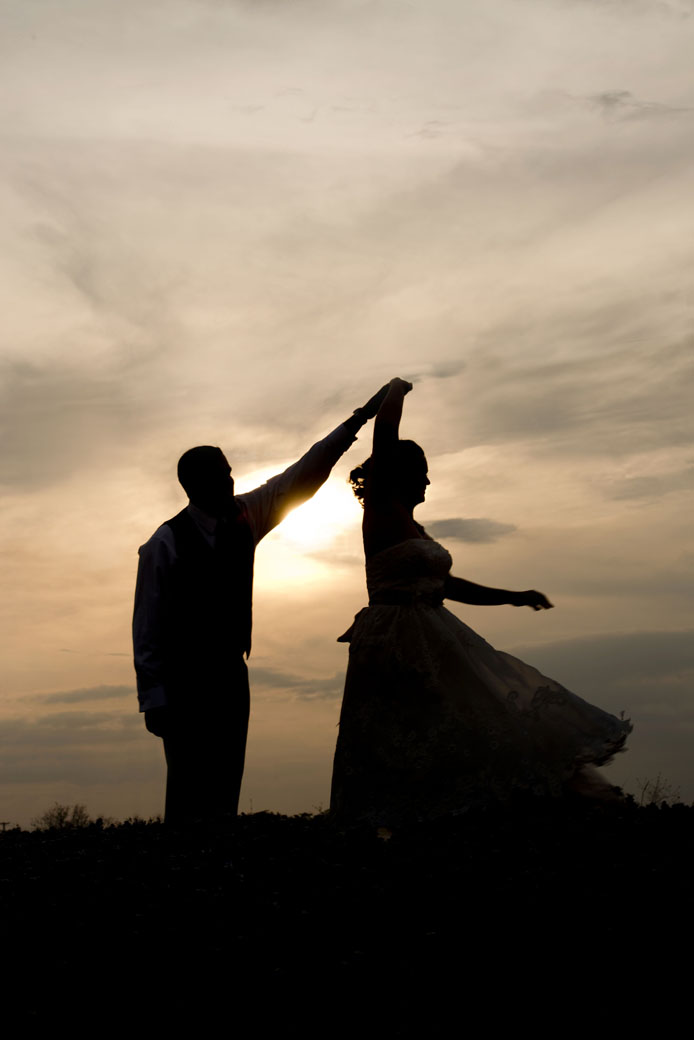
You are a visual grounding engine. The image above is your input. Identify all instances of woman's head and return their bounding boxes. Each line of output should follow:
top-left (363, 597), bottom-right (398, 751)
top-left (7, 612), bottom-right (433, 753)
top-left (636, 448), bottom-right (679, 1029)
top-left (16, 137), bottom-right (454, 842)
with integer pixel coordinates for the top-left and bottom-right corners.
top-left (349, 440), bottom-right (430, 508)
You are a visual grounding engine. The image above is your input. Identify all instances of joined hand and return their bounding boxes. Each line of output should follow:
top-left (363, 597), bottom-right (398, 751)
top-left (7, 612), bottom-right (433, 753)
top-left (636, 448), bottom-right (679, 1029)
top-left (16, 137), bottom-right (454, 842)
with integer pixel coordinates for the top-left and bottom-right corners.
top-left (358, 384), bottom-right (390, 420)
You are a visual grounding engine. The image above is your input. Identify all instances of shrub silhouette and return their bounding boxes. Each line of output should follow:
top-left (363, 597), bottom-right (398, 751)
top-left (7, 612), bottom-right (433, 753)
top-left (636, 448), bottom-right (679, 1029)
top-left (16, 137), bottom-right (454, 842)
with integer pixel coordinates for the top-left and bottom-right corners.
top-left (635, 773), bottom-right (682, 806)
top-left (31, 802), bottom-right (93, 831)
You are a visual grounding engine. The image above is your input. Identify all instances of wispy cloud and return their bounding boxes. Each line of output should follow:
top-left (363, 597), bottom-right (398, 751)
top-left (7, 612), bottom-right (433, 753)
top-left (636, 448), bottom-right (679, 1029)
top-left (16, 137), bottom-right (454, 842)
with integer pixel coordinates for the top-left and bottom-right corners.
top-left (583, 89), bottom-right (693, 121)
top-left (568, 1), bottom-right (693, 18)
top-left (457, 334), bottom-right (694, 458)
top-left (251, 666), bottom-right (344, 699)
top-left (603, 464), bottom-right (694, 500)
top-left (509, 629), bottom-right (694, 691)
top-left (0, 711), bottom-right (141, 736)
top-left (36, 685), bottom-right (135, 705)
top-left (0, 359), bottom-right (132, 491)
top-left (0, 712), bottom-right (153, 785)
top-left (427, 517), bottom-right (517, 543)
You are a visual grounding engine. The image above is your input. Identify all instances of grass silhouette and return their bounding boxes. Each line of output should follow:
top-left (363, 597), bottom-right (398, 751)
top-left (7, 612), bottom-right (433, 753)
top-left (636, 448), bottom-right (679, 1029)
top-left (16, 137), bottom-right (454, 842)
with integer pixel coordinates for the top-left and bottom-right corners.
top-left (3, 801), bottom-right (692, 1028)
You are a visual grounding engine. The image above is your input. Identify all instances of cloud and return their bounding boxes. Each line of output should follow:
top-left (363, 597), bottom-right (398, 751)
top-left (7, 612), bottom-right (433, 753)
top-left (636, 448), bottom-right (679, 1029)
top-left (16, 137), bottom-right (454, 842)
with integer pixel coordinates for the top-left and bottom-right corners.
top-left (555, 562), bottom-right (694, 602)
top-left (429, 360), bottom-right (466, 380)
top-left (407, 120), bottom-right (451, 140)
top-left (508, 629), bottom-right (694, 699)
top-left (455, 333), bottom-right (694, 459)
top-left (427, 517), bottom-right (517, 543)
top-left (569, 1), bottom-right (693, 17)
top-left (584, 90), bottom-right (693, 121)
top-left (0, 711), bottom-right (141, 737)
top-left (302, 547), bottom-right (362, 566)
top-left (4, 30), bottom-right (693, 485)
top-left (602, 465), bottom-right (694, 500)
top-left (0, 359), bottom-right (134, 491)
top-left (36, 684), bottom-right (136, 705)
top-left (250, 666), bottom-right (344, 699)
top-left (0, 710), bottom-right (149, 784)
top-left (2, 137), bottom-right (446, 483)
top-left (411, 360), bottom-right (467, 382)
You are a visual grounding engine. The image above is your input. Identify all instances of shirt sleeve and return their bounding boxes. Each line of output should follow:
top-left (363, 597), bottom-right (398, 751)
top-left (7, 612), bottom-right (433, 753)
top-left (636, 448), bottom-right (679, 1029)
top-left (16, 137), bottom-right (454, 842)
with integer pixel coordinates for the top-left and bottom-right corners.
top-left (132, 526), bottom-right (176, 712)
top-left (237, 422), bottom-right (357, 544)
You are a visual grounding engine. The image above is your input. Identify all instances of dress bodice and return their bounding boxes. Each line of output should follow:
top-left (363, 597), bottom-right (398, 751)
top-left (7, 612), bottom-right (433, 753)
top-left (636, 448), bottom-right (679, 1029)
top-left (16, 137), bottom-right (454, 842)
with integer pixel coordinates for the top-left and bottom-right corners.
top-left (366, 538), bottom-right (452, 605)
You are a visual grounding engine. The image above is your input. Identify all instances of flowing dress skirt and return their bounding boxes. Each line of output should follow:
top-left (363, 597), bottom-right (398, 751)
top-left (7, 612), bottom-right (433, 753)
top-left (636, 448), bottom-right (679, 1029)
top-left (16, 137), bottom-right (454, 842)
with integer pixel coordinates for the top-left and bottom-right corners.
top-left (330, 540), bottom-right (631, 824)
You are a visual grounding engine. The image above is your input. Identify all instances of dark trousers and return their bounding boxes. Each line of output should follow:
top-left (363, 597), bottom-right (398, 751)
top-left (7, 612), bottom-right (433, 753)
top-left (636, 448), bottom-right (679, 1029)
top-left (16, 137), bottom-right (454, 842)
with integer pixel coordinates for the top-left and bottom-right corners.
top-left (162, 658), bottom-right (250, 825)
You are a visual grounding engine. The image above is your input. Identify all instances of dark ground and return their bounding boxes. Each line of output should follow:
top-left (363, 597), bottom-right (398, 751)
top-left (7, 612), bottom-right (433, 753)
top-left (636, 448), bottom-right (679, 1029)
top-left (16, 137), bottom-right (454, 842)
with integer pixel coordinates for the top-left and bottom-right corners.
top-left (2, 801), bottom-right (692, 1031)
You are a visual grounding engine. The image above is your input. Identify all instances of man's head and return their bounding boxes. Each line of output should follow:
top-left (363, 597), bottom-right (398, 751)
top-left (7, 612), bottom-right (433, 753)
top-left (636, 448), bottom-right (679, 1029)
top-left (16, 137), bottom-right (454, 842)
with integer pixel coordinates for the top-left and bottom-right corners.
top-left (177, 446), bottom-right (235, 517)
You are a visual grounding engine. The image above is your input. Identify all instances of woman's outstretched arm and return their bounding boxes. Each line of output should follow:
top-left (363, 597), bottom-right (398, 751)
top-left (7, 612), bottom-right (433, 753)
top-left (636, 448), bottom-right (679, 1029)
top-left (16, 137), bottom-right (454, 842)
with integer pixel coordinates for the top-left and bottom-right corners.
top-left (444, 575), bottom-right (553, 610)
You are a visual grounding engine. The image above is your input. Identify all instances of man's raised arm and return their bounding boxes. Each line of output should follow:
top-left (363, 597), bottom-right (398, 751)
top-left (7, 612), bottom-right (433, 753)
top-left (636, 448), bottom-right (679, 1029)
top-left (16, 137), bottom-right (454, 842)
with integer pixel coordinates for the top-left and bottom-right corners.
top-left (239, 385), bottom-right (388, 543)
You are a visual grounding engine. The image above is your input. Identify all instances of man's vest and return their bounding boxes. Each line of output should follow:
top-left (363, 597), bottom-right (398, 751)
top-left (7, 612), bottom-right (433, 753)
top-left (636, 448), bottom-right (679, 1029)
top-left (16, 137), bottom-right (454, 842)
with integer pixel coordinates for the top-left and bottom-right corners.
top-left (161, 505), bottom-right (255, 699)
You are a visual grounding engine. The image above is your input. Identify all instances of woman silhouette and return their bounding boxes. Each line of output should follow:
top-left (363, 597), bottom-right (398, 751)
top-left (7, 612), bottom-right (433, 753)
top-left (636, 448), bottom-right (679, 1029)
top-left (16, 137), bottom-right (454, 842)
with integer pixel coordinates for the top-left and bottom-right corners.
top-left (330, 378), bottom-right (631, 824)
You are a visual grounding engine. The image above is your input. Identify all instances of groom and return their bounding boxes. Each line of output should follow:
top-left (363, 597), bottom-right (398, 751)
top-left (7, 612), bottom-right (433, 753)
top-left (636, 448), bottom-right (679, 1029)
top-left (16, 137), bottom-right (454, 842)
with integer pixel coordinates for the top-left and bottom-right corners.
top-left (132, 386), bottom-right (386, 825)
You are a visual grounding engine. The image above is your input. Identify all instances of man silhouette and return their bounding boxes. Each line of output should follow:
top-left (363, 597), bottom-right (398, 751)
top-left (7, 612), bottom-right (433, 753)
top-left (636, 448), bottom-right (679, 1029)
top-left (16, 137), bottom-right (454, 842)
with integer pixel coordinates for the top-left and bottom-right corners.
top-left (133, 387), bottom-right (387, 824)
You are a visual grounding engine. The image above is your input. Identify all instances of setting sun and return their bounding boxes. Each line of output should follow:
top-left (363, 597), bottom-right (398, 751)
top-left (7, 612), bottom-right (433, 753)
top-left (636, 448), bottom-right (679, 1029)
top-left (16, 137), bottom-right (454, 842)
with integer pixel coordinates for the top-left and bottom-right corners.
top-left (279, 479), bottom-right (358, 552)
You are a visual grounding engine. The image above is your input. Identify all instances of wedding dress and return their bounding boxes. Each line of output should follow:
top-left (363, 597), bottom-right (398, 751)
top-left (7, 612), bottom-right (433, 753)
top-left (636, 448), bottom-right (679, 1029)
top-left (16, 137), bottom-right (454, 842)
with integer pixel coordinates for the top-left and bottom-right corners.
top-left (330, 538), bottom-right (631, 823)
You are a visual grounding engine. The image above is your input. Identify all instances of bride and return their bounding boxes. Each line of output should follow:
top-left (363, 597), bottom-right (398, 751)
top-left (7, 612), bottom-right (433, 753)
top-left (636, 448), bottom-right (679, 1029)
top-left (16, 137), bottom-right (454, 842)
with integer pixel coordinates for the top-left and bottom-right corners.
top-left (330, 378), bottom-right (631, 824)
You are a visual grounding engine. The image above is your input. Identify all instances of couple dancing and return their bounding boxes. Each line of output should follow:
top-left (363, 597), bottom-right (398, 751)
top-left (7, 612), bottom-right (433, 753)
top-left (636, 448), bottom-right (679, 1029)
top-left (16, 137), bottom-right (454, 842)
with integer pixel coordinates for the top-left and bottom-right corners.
top-left (133, 378), bottom-right (630, 826)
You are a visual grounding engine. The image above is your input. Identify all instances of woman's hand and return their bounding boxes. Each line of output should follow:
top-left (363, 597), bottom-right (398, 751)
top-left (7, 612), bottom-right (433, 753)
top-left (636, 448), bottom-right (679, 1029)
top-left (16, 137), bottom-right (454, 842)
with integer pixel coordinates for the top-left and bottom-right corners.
top-left (373, 377), bottom-right (413, 453)
top-left (388, 377), bottom-right (413, 395)
top-left (347, 380), bottom-right (412, 436)
top-left (513, 590), bottom-right (554, 611)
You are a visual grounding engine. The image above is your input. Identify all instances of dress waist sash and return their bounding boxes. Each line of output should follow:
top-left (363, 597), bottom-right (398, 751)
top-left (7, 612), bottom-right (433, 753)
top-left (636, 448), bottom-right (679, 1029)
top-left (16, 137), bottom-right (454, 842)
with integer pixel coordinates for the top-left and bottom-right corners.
top-left (368, 590), bottom-right (444, 608)
top-left (337, 591), bottom-right (444, 643)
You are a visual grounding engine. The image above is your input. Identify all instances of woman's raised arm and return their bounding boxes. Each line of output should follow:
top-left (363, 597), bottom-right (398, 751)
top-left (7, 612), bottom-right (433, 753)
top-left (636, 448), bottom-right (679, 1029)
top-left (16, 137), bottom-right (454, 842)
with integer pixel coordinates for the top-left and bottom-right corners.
top-left (372, 377), bottom-right (413, 457)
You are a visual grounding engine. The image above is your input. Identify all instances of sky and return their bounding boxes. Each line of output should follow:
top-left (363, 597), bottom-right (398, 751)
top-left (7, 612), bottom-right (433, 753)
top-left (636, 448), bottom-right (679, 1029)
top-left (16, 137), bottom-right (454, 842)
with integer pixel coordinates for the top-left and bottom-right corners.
top-left (1, 0), bottom-right (693, 826)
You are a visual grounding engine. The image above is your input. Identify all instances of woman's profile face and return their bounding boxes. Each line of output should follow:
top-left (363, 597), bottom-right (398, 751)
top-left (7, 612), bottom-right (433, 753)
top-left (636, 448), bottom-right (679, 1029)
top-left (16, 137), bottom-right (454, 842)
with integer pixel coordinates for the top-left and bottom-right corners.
top-left (413, 455), bottom-right (430, 504)
top-left (397, 448), bottom-right (430, 506)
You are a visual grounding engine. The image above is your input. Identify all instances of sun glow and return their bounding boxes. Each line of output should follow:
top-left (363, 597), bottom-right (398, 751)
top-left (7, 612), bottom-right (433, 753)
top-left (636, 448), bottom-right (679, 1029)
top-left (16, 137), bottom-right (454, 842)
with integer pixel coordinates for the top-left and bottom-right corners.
top-left (279, 479), bottom-right (359, 552)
